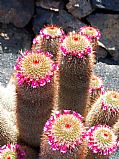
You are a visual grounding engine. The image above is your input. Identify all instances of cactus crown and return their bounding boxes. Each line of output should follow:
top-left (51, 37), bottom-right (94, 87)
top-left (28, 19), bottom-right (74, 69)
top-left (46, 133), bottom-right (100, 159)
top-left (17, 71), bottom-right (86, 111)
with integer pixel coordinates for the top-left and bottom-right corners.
top-left (15, 50), bottom-right (59, 88)
top-left (40, 25), bottom-right (64, 39)
top-left (80, 26), bottom-right (101, 41)
top-left (0, 144), bottom-right (25, 159)
top-left (87, 125), bottom-right (118, 155)
top-left (102, 91), bottom-right (119, 112)
top-left (44, 110), bottom-right (85, 153)
top-left (89, 75), bottom-right (104, 92)
top-left (104, 91), bottom-right (119, 106)
top-left (60, 32), bottom-right (92, 58)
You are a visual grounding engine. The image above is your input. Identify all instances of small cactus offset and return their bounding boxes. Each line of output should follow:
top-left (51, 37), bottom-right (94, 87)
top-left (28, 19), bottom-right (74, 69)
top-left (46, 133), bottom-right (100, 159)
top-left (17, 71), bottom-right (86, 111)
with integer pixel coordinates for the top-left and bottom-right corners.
top-left (85, 75), bottom-right (104, 116)
top-left (58, 32), bottom-right (93, 116)
top-left (32, 25), bottom-right (65, 60)
top-left (89, 75), bottom-right (104, 105)
top-left (80, 26), bottom-right (101, 64)
top-left (0, 144), bottom-right (26, 159)
top-left (86, 125), bottom-right (118, 159)
top-left (85, 90), bottom-right (119, 127)
top-left (40, 110), bottom-right (87, 159)
top-left (14, 50), bottom-right (59, 147)
top-left (80, 26), bottom-right (101, 50)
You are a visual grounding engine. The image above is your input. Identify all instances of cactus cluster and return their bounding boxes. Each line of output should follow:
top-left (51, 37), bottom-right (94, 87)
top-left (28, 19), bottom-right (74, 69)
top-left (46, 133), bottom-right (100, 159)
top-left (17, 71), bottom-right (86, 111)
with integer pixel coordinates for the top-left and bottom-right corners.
top-left (0, 24), bottom-right (119, 159)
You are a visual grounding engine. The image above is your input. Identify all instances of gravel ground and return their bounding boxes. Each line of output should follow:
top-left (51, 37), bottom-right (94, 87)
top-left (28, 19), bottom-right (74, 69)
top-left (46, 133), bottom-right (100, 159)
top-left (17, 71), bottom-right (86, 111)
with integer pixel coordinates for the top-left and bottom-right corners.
top-left (94, 60), bottom-right (119, 92)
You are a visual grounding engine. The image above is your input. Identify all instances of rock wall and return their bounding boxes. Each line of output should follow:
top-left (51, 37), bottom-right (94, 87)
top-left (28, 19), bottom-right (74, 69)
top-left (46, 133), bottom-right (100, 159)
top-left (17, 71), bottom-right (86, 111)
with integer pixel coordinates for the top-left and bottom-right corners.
top-left (0, 0), bottom-right (119, 61)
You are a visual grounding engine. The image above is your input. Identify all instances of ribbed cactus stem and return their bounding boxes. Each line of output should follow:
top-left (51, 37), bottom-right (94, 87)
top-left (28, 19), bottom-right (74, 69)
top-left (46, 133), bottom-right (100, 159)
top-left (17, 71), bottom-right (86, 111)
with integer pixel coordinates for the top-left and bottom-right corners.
top-left (32, 25), bottom-right (64, 61)
top-left (85, 91), bottom-right (119, 127)
top-left (80, 26), bottom-right (101, 64)
top-left (58, 32), bottom-right (93, 116)
top-left (86, 125), bottom-right (118, 159)
top-left (0, 83), bottom-right (18, 146)
top-left (40, 110), bottom-right (87, 159)
top-left (14, 50), bottom-right (59, 147)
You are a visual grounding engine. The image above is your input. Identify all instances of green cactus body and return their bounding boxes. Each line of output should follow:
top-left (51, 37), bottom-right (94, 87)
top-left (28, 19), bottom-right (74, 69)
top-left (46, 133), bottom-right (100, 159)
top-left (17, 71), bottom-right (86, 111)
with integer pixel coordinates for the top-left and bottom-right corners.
top-left (32, 25), bottom-right (64, 61)
top-left (58, 32), bottom-right (93, 116)
top-left (85, 91), bottom-right (119, 127)
top-left (14, 50), bottom-right (58, 148)
top-left (0, 83), bottom-right (18, 146)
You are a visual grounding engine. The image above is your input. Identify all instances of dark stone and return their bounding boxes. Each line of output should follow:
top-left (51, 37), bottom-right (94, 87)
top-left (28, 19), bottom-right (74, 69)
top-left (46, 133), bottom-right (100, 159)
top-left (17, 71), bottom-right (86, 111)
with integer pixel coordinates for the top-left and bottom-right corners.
top-left (66, 0), bottom-right (93, 19)
top-left (56, 10), bottom-right (85, 32)
top-left (0, 0), bottom-right (34, 28)
top-left (35, 0), bottom-right (65, 11)
top-left (87, 13), bottom-right (119, 62)
top-left (96, 46), bottom-right (108, 59)
top-left (91, 0), bottom-right (119, 12)
top-left (33, 7), bottom-right (58, 34)
top-left (33, 8), bottom-right (85, 34)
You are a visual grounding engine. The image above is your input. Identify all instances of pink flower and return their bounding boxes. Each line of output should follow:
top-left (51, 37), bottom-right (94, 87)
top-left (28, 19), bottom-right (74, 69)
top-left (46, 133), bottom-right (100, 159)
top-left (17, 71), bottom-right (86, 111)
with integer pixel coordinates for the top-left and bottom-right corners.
top-left (0, 144), bottom-right (25, 159)
top-left (39, 25), bottom-right (65, 39)
top-left (60, 32), bottom-right (92, 58)
top-left (15, 50), bottom-right (59, 88)
top-left (44, 110), bottom-right (86, 153)
top-left (86, 125), bottom-right (118, 155)
top-left (80, 26), bottom-right (101, 42)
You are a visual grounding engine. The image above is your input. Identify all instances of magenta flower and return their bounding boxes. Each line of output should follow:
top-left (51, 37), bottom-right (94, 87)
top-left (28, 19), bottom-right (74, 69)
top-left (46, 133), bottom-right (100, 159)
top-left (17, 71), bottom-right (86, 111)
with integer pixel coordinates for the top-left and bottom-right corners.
top-left (14, 50), bottom-right (59, 88)
top-left (60, 32), bottom-right (92, 58)
top-left (40, 25), bottom-right (64, 40)
top-left (102, 91), bottom-right (119, 113)
top-left (80, 26), bottom-right (101, 42)
top-left (86, 125), bottom-right (118, 155)
top-left (44, 110), bottom-right (86, 153)
top-left (0, 144), bottom-right (25, 159)
top-left (89, 75), bottom-right (104, 94)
